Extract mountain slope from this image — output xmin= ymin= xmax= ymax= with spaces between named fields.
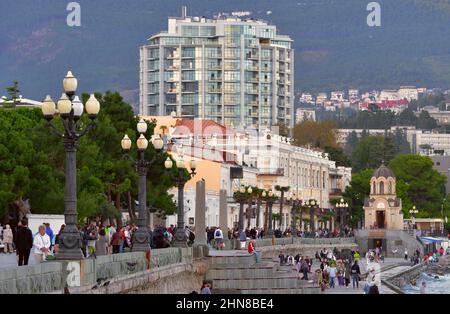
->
xmin=1 ymin=0 xmax=450 ymax=107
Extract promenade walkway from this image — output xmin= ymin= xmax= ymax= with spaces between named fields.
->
xmin=314 ymin=258 xmax=412 ymax=294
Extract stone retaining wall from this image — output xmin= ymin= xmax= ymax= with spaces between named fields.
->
xmin=385 ymin=263 xmax=425 ymax=289
xmin=0 ymin=248 xmax=193 ymax=294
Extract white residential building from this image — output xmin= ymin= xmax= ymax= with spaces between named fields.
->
xmin=139 ymin=7 xmax=294 ymax=130
xmin=316 ymin=93 xmax=328 ymax=105
xmin=295 ymin=108 xmax=316 ymax=123
xmin=398 ymin=86 xmax=419 ymax=101
xmin=299 ymin=93 xmax=314 ymax=104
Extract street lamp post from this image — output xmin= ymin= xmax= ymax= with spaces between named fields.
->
xmin=233 ymin=185 xmax=253 ymax=234
xmin=121 ymin=120 xmax=164 ymax=252
xmin=164 ymin=155 xmax=196 ymax=247
xmin=409 ymin=205 xmax=419 ymax=229
xmin=289 ymin=191 xmax=300 ymax=237
xmin=336 ymin=198 xmax=349 ymax=230
xmin=303 ymin=199 xmax=318 ymax=232
xmin=42 ymin=71 xmax=100 ymax=260
xmin=262 ymin=190 xmax=276 ymax=238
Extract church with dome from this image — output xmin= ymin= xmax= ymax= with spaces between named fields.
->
xmin=363 ymin=163 xmax=404 ymax=230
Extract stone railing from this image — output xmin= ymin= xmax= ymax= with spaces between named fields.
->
xmin=0 ymin=261 xmax=63 ymax=294
xmin=0 ymin=247 xmax=193 ymax=294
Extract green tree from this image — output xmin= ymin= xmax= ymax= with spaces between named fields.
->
xmin=293 ymin=120 xmax=337 ymax=149
xmin=324 ymin=145 xmax=351 ymax=167
xmin=4 ymin=81 xmax=20 ymax=106
xmin=397 ymin=108 xmax=418 ymax=126
xmin=417 ymin=110 xmax=438 ymax=130
xmin=351 ymin=136 xmax=397 ymax=172
xmin=388 ymin=154 xmax=447 ymax=217
xmin=344 ymin=131 xmax=359 ymax=155
xmin=391 ymin=129 xmax=411 ymax=154
xmin=343 ymin=169 xmax=373 ymax=227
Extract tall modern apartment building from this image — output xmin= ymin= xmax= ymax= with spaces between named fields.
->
xmin=139 ymin=8 xmax=294 ymax=129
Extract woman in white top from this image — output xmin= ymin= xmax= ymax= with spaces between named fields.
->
xmin=33 ymin=225 xmax=51 ymax=263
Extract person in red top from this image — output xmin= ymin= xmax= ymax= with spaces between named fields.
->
xmin=119 ymin=227 xmax=126 ymax=253
xmin=248 ymin=240 xmax=260 ymax=263
xmin=439 ymin=246 xmax=444 ymax=256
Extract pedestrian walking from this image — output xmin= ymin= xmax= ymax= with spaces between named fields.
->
xmin=110 ymin=229 xmax=121 ymax=254
xmin=2 ymin=224 xmax=14 ymax=253
xmin=16 ymin=219 xmax=33 ymax=266
xmin=95 ymin=229 xmax=108 ymax=256
xmin=350 ymin=260 xmax=361 ymax=289
xmin=328 ymin=264 xmax=337 ymax=288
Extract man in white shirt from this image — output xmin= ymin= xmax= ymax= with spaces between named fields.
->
xmin=33 ymin=225 xmax=51 ymax=263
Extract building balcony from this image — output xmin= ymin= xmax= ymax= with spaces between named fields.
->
xmin=209 ymin=65 xmax=223 ymax=70
xmin=166 ymin=89 xmax=179 ymax=94
xmin=207 ymin=88 xmax=222 ymax=93
xmin=248 ymin=77 xmax=259 ymax=83
xmin=258 ymin=168 xmax=284 ymax=176
xmin=166 ymin=54 xmax=179 ymax=59
xmin=209 ymin=76 xmax=223 ymax=82
xmin=247 ymin=89 xmax=259 ymax=94
xmin=247 ymin=66 xmax=259 ymax=71
xmin=329 ymin=188 xmax=343 ymax=197
xmin=166 ymin=65 xmax=179 ymax=71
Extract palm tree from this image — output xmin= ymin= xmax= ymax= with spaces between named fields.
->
xmin=275 ymin=185 xmax=290 ymax=230
xmin=160 ymin=125 xmax=168 ymax=135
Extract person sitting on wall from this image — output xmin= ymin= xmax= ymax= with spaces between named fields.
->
xmin=248 ymin=240 xmax=260 ymax=263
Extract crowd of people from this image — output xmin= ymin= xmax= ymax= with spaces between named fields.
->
xmin=0 ymin=220 xmax=202 ymax=266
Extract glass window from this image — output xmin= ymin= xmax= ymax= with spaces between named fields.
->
xmin=182 ymin=47 xmax=195 ymax=58
xmin=148 ymin=94 xmax=159 ymax=105
xmin=200 ymin=26 xmax=216 ymax=36
xmin=224 ymin=71 xmax=240 ymax=81
xmin=182 ymin=26 xmax=199 ymax=36
xmin=148 ymin=48 xmax=159 ymax=59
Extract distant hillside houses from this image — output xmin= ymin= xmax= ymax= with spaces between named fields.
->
xmin=0 ymin=95 xmax=42 ymax=108
xmin=298 ymin=86 xmax=424 ymax=113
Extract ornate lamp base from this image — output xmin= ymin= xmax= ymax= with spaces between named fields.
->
xmin=173 ymin=229 xmax=188 ymax=248
xmin=56 ymin=227 xmax=84 ymax=260
xmin=131 ymin=228 xmax=150 ymax=252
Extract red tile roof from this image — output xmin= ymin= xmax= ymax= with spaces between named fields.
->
xmin=172 ymin=119 xmax=235 ymax=137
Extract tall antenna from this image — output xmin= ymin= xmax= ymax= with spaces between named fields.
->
xmin=181 ymin=6 xmax=187 ymax=18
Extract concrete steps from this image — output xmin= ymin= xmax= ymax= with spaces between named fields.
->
xmin=212 ymin=277 xmax=308 ymax=290
xmin=206 ymin=255 xmax=319 ymax=294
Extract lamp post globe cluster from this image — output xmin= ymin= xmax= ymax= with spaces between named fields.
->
xmin=302 ymin=199 xmax=318 ymax=232
xmin=164 ymin=152 xmax=196 ymax=247
xmin=336 ymin=198 xmax=349 ymax=229
xmin=288 ymin=191 xmax=301 ymax=237
xmin=121 ymin=118 xmax=164 ymax=252
xmin=232 ymin=185 xmax=253 ymax=239
xmin=261 ymin=189 xmax=276 ymax=237
xmin=409 ymin=205 xmax=419 ymax=229
xmin=41 ymin=71 xmax=100 ymax=260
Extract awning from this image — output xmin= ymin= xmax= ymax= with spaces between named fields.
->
xmin=420 ymin=237 xmax=444 ymax=244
